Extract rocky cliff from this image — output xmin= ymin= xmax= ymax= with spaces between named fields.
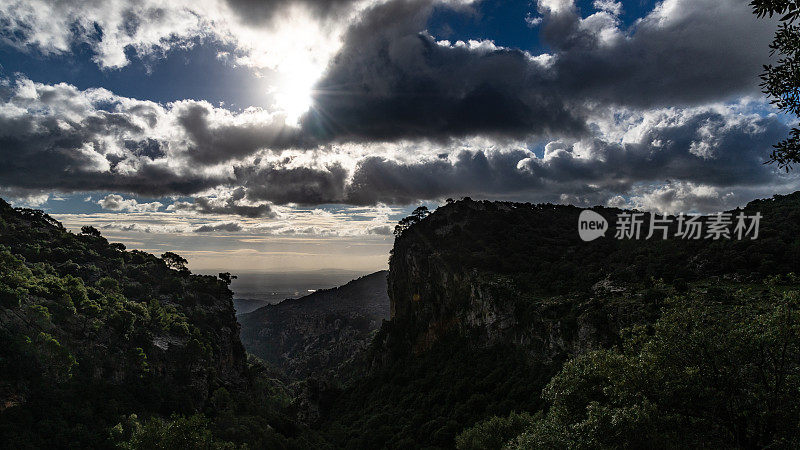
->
xmin=379 ymin=201 xmax=638 ymax=363
xmin=320 ymin=194 xmax=800 ymax=448
xmin=377 ymin=193 xmax=800 ymax=362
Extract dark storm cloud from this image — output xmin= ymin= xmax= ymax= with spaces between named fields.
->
xmin=303 ymin=0 xmax=587 ymax=142
xmin=0 ymin=79 xmax=297 ymax=198
xmin=194 ymin=222 xmax=243 ymax=232
xmin=344 ymin=110 xmax=792 ymax=205
xmin=304 ymin=0 xmax=776 ymax=143
xmin=538 ymin=0 xmax=776 ymax=108
xmin=0 ymin=79 xmax=234 ymax=197
xmin=177 ymin=103 xmax=307 ymax=164
xmin=0 ymin=122 xmax=224 ymax=196
xmin=170 ymin=105 xmax=794 ymax=210
xmin=0 ymin=78 xmax=324 ymax=201
xmin=234 ymin=163 xmax=349 ymax=205
xmin=170 ymin=188 xmax=277 ymax=218
xmin=224 ymin=0 xmax=361 ymax=24
xmin=518 ymin=112 xmax=790 ymax=189
xmin=344 ymin=150 xmax=538 ymax=204
xmin=206 ymin=106 xmax=791 ymax=208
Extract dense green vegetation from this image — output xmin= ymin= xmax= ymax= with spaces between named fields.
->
xmin=455 ymin=411 xmax=536 ymax=450
xmin=0 ymin=200 xmax=322 ymax=448
xmin=319 ymin=337 xmax=552 ymax=449
xmin=467 ymin=279 xmax=800 ymax=448
xmin=4 ymin=191 xmax=800 ymax=448
xmin=433 ymin=285 xmax=800 ymax=450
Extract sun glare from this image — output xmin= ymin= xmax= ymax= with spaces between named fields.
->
xmin=275 ymin=72 xmax=315 ymax=125
xmin=237 ymin=4 xmax=346 ymax=126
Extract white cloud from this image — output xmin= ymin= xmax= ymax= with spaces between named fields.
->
xmin=98 ymin=194 xmax=163 ymax=212
xmin=623 ymin=182 xmax=735 ymax=214
xmin=0 ymin=189 xmax=50 ymax=207
xmin=592 ymin=0 xmax=622 ymax=16
xmin=525 ymin=13 xmax=543 ymax=27
xmin=537 ymin=0 xmax=574 ymax=15
xmin=0 ymin=0 xmax=208 ymax=69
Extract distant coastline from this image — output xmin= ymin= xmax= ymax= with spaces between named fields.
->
xmin=205 ymin=269 xmax=374 ymax=312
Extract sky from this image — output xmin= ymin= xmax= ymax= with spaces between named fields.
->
xmin=0 ymin=0 xmax=797 ymax=273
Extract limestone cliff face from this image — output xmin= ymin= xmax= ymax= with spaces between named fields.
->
xmin=370 ymin=193 xmax=800 ymax=373
xmin=377 ymin=199 xmax=657 ymax=365
xmin=387 ymin=252 xmax=641 ymax=360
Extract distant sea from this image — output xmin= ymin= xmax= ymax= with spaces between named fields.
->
xmin=200 ymin=269 xmax=370 ymax=314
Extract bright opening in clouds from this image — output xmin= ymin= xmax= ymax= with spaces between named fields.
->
xmin=272 ymin=61 xmax=317 ymax=125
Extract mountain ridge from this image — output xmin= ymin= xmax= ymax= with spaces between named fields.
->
xmin=239 ymin=270 xmax=389 ymax=380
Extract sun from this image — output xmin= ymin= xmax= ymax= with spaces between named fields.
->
xmin=274 ymin=68 xmax=316 ymax=125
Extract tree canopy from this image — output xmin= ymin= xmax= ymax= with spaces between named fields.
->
xmin=161 ymin=251 xmax=189 ymax=272
xmin=393 ymin=205 xmax=431 ymax=236
xmin=752 ymin=0 xmax=800 ymax=169
xmin=80 ymin=225 xmax=102 ymax=237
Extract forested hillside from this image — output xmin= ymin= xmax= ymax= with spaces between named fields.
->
xmin=317 ymin=193 xmax=800 ymax=448
xmin=0 ymin=199 xmax=324 ymax=448
xmin=4 ymin=192 xmax=800 ymax=449
xmin=239 ymin=271 xmax=389 ymax=379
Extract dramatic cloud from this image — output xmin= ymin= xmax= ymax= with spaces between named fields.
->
xmin=176 ymin=103 xmax=306 ymax=164
xmin=343 ymin=103 xmax=797 ymax=210
xmin=194 ymin=222 xmax=243 ymax=232
xmin=537 ymin=0 xmax=775 ymax=107
xmin=168 ymin=188 xmax=277 ymax=218
xmin=98 ymin=194 xmax=163 ymax=212
xmin=235 ymin=163 xmax=349 ymax=205
xmin=305 ymin=0 xmax=776 ymax=143
xmin=0 ymin=77 xmax=297 ymax=196
xmin=305 ymin=0 xmax=586 ymax=142
xmin=344 ymin=151 xmax=532 ymax=205
xmin=0 ymin=0 xmax=796 ymax=219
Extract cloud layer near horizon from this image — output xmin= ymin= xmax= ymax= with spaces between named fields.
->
xmin=0 ymin=0 xmax=797 ymax=219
